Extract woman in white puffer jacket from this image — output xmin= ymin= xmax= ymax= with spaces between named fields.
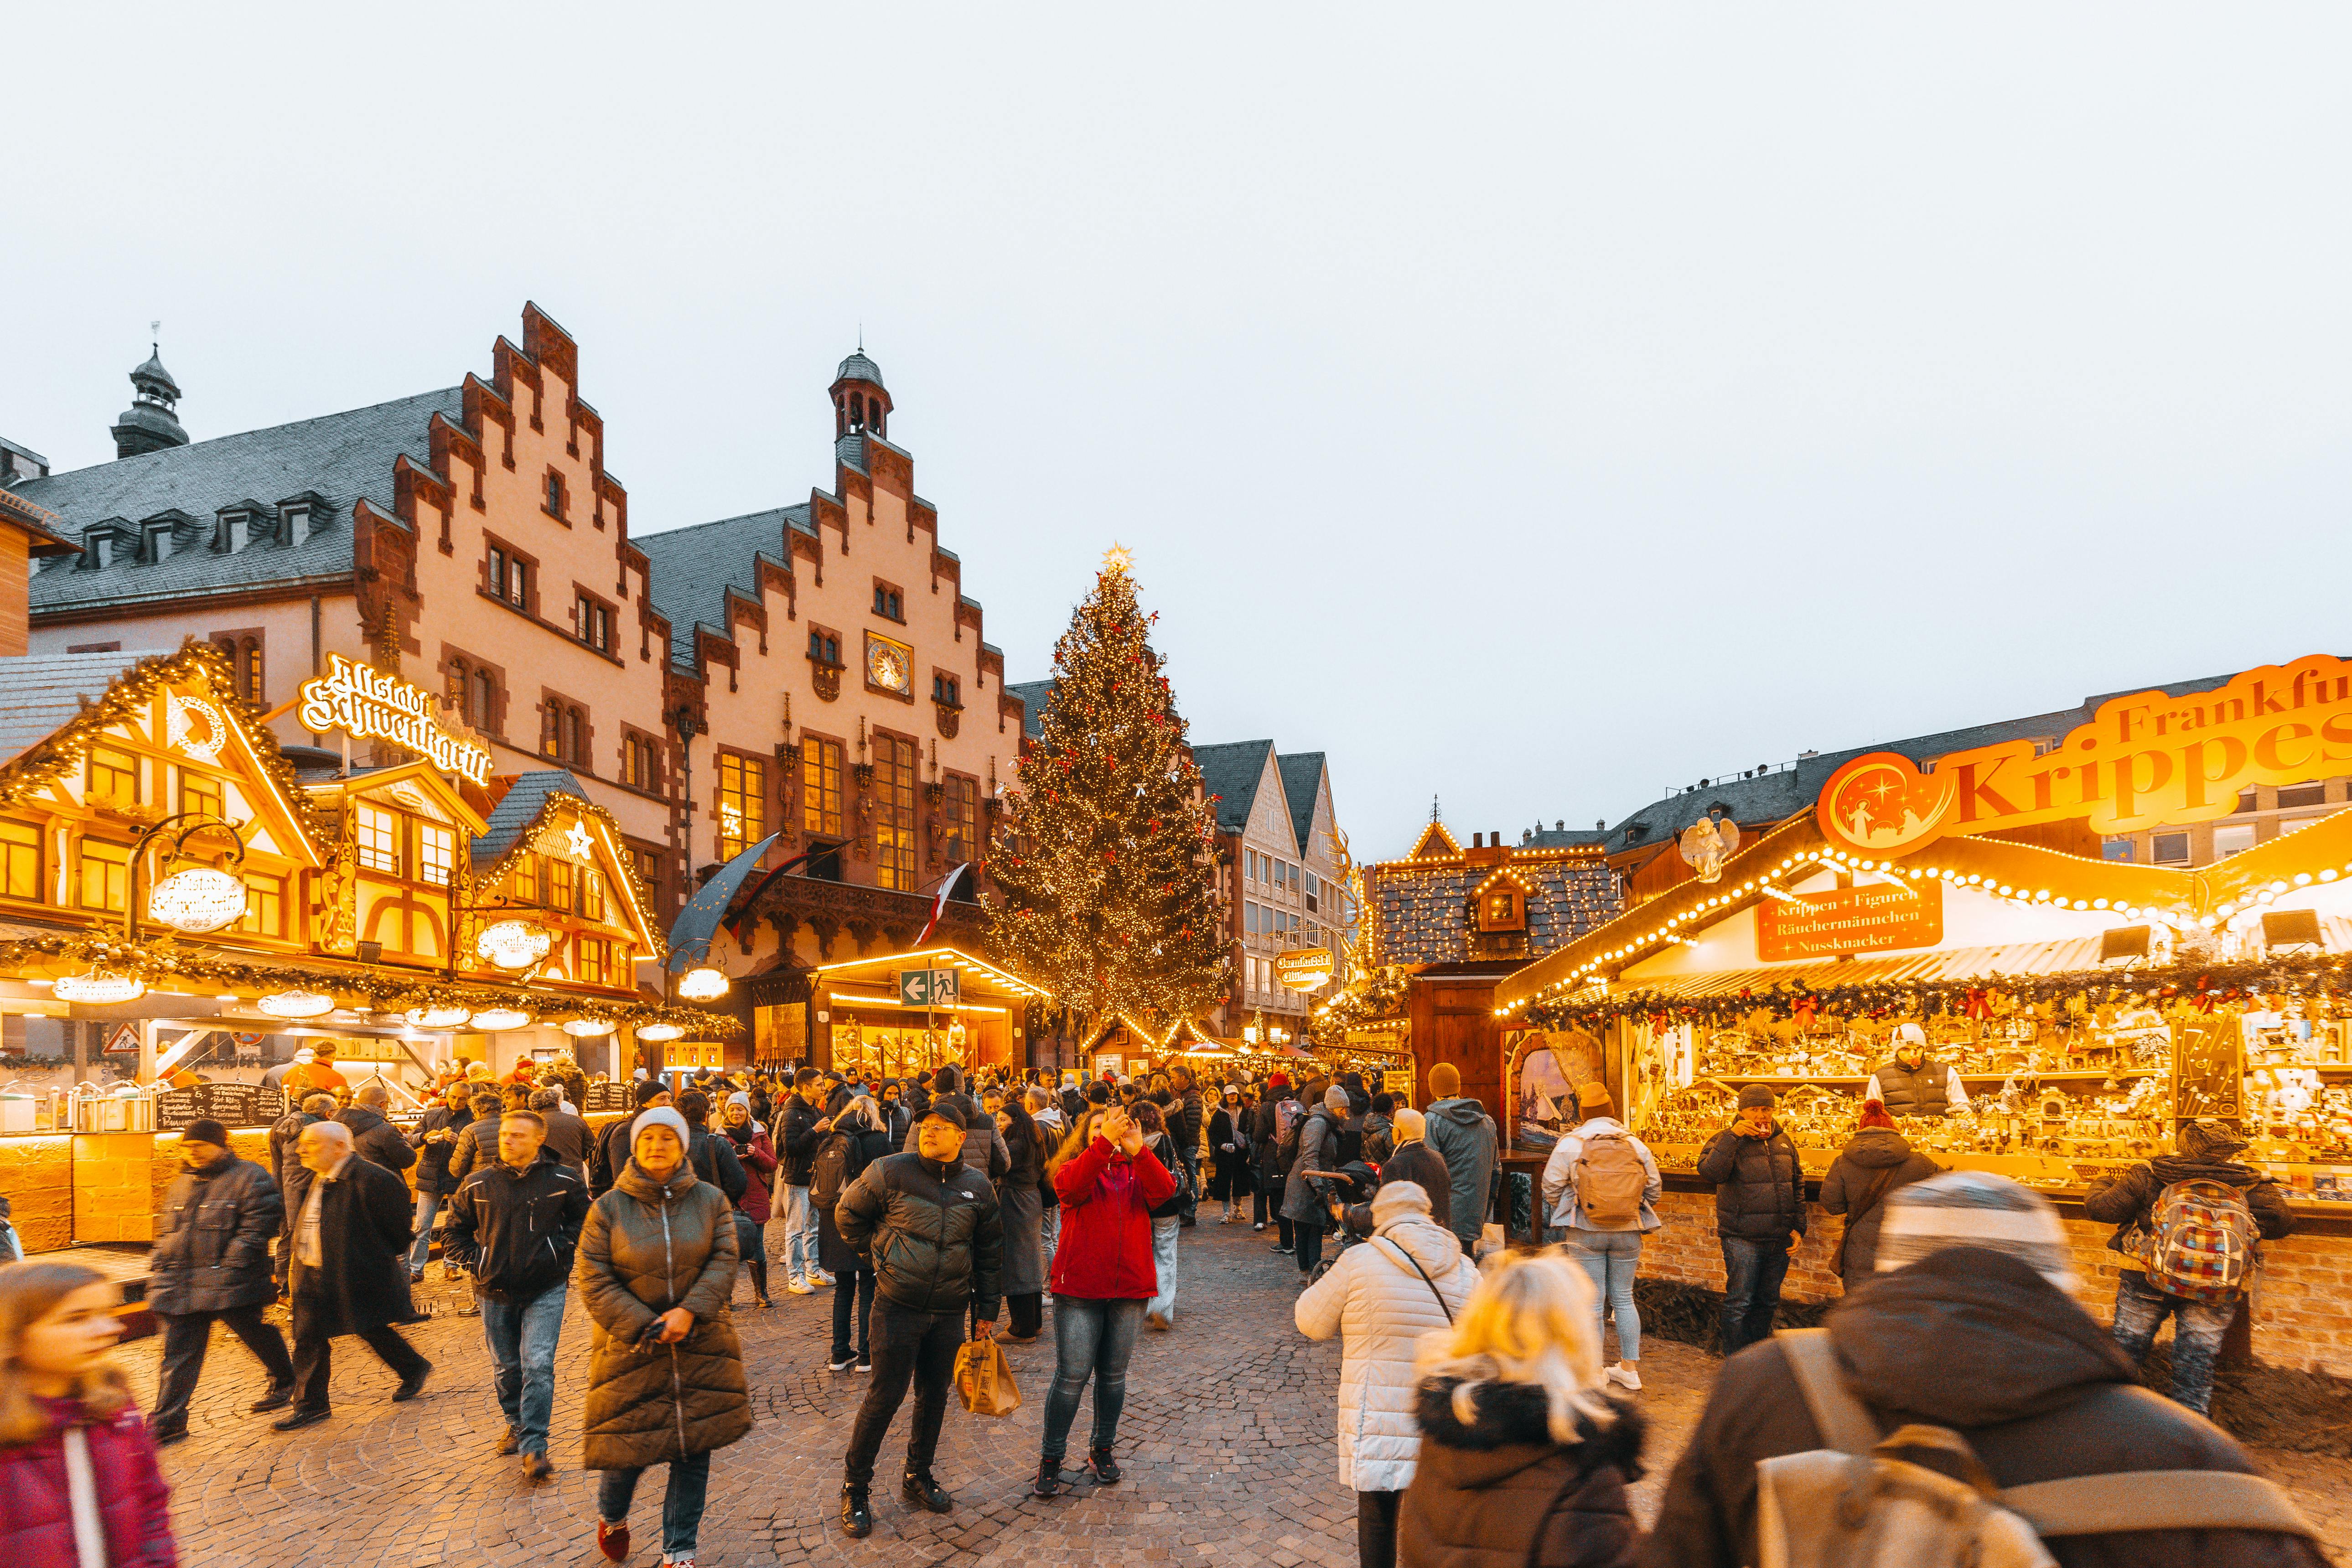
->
xmin=1295 ymin=1180 xmax=1479 ymax=1568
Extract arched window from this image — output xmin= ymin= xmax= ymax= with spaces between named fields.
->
xmin=850 ymin=393 xmax=864 ymax=427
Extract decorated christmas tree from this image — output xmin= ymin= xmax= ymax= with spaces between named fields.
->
xmin=988 ymin=547 xmax=1228 ymax=1030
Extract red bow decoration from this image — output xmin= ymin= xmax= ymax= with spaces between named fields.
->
xmin=1792 ymin=995 xmax=1818 ymax=1026
xmin=1963 ymin=987 xmax=1990 ymax=1019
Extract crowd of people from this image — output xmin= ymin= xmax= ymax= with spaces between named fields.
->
xmin=0 ymin=1044 xmax=2332 ymax=1568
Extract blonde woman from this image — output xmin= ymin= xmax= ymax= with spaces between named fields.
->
xmin=1400 ymin=1252 xmax=1645 ymax=1568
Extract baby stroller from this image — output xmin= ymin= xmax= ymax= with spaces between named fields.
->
xmin=1303 ymin=1160 xmax=1383 ymax=1283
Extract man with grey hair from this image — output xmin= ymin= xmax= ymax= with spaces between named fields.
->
xmin=274 ymin=1118 xmax=430 ymax=1431
xmin=1639 ymin=1171 xmax=2328 ymax=1568
xmin=273 ymin=1091 xmax=342 ymax=1294
xmin=528 ymin=1083 xmax=594 ymax=1178
xmin=336 ymin=1081 xmax=419 ymax=1176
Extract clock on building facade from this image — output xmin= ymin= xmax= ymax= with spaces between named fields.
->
xmin=865 ymin=632 xmax=912 ymax=695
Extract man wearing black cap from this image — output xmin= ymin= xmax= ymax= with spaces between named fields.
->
xmin=833 ymin=1099 xmax=1004 ymax=1538
xmin=590 ymin=1078 xmax=671 ymax=1197
xmin=1696 ymin=1085 xmax=1806 ymax=1353
xmin=147 ymin=1119 xmax=297 ymax=1443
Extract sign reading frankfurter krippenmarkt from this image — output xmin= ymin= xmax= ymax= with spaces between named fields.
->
xmin=297 ymin=654 xmax=494 ymax=784
xmin=1818 ymin=653 xmax=2352 ymax=858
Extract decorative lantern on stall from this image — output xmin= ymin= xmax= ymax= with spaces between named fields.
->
xmin=676 ymin=966 xmax=729 ymax=1002
xmin=146 ymin=866 xmax=249 ymax=935
xmin=257 ymin=989 xmax=335 ymax=1020
xmin=467 ymin=1007 xmax=532 ymax=1032
xmin=476 ymin=921 xmax=553 ymax=973
xmin=53 ymin=970 xmax=146 ymax=1004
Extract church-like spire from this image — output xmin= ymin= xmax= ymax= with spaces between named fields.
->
xmin=112 ymin=322 xmax=188 ymax=459
xmin=829 ymin=346 xmax=891 ymax=440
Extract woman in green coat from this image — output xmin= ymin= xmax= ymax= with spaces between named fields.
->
xmin=578 ymin=1107 xmax=750 ymax=1568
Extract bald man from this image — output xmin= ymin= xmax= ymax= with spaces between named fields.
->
xmin=276 ymin=1119 xmax=430 ymax=1430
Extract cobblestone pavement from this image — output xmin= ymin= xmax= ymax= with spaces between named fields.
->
xmin=118 ymin=1220 xmax=2352 ymax=1566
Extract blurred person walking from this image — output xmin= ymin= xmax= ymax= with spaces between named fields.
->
xmin=145 ymin=1120 xmax=295 ymax=1444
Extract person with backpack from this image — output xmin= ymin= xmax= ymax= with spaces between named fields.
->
xmin=1537 ymin=1083 xmax=1660 ymax=1392
xmin=1818 ymin=1098 xmax=1939 ymax=1292
xmin=1282 ymin=1087 xmax=1352 ymax=1282
xmin=1134 ymin=1102 xmax=1189 ymax=1329
xmin=1695 ymin=1084 xmax=1805 ymax=1353
xmin=1297 ymin=1179 xmax=1480 ymax=1568
xmin=1256 ymin=1077 xmax=1301 ymax=1242
xmin=1643 ymin=1170 xmax=2329 ymax=1568
xmin=2083 ymin=1117 xmax=2294 ymax=1415
xmin=1400 ymin=1250 xmax=1645 ymax=1568
xmin=815 ymin=1096 xmax=896 ymax=1371
xmin=1423 ymin=1063 xmax=1499 ymax=1255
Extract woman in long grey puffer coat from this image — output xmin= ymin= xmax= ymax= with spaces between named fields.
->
xmin=576 ymin=1107 xmax=749 ymax=1567
xmin=1295 ymin=1180 xmax=1479 ymax=1568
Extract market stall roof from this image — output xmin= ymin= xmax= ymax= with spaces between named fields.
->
xmin=1496 ymin=804 xmax=2352 ymax=1017
xmin=808 ymin=945 xmax=1047 ymax=1001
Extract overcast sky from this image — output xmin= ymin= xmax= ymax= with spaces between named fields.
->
xmin=8 ymin=8 xmax=2347 ymax=860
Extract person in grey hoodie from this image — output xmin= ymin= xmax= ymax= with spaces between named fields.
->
xmin=1818 ymin=1098 xmax=1939 ymax=1292
xmin=1421 ymin=1061 xmax=1498 ymax=1252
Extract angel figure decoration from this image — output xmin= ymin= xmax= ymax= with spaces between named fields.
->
xmin=1680 ymin=810 xmax=1741 ymax=883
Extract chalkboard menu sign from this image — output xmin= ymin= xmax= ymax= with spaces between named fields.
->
xmin=584 ymin=1081 xmax=634 ymax=1114
xmin=155 ymin=1082 xmax=291 ymax=1132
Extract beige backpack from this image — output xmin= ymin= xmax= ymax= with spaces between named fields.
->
xmin=1756 ymin=1330 xmax=2316 ymax=1568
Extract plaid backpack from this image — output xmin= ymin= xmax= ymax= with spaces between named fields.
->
xmin=2136 ymin=1178 xmax=2258 ymax=1303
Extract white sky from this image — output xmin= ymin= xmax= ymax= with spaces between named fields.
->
xmin=6 ymin=7 xmax=2346 ymax=859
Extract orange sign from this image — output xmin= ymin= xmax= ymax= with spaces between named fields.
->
xmin=1817 ymin=654 xmax=2352 ymax=856
xmin=1756 ymin=879 xmax=1943 ymax=962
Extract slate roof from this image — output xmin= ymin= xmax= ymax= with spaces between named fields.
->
xmin=1372 ymin=858 xmax=1620 ymax=966
xmin=1194 ymin=740 xmax=1279 ymax=840
xmin=636 ymin=505 xmax=814 ymax=668
xmin=1524 ymin=826 xmax=1606 ymax=848
xmin=0 ymin=650 xmax=169 ymax=765
xmin=1275 ymin=752 xmax=1326 ymax=859
xmin=17 ymin=388 xmax=461 ymax=614
xmin=475 ymin=769 xmax=592 ymax=867
xmin=1005 ymin=680 xmax=1054 ymax=740
xmin=835 ymin=352 xmax=885 ymax=389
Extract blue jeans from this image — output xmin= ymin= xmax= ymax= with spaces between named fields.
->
xmin=2111 ymin=1268 xmax=2236 ymax=1415
xmin=479 ymin=1284 xmax=566 ymax=1456
xmin=1040 ymin=1296 xmax=1145 ymax=1468
xmin=781 ymin=1184 xmax=818 ymax=1280
xmin=407 ymin=1190 xmax=442 ymax=1273
xmin=1563 ymin=1229 xmax=1643 ymax=1361
xmin=1148 ymin=1217 xmax=1180 ymax=1321
xmin=598 ymin=1450 xmax=711 ymax=1558
xmin=1720 ymin=1235 xmax=1792 ymax=1354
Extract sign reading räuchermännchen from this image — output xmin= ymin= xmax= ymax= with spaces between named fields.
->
xmin=1818 ymin=654 xmax=2352 ymax=858
xmin=1756 ymin=878 xmax=1944 ymax=962
xmin=297 ymin=654 xmax=493 ymax=784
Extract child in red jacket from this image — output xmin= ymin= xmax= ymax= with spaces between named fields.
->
xmin=1031 ymin=1104 xmax=1176 ymax=1499
xmin=0 ymin=1261 xmax=177 ymax=1568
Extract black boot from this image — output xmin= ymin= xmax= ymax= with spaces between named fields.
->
xmin=750 ymin=1258 xmax=772 ymax=1307
xmin=840 ymin=1485 xmax=873 ymax=1538
xmin=902 ymin=1469 xmax=954 ymax=1513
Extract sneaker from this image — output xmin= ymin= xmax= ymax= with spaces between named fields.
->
xmin=1271 ymin=1244 xmax=1293 ymax=1255
xmin=1031 ymin=1461 xmax=1073 ymax=1498
xmin=1253 ymin=1221 xmax=1266 ymax=1232
xmin=1089 ymin=1446 xmax=1122 ymax=1485
xmin=901 ymin=1470 xmax=954 ymax=1514
xmin=784 ymin=1277 xmax=817 ymax=1296
xmin=1605 ymin=1365 xmax=1642 ymax=1392
xmin=855 ymin=1356 xmax=871 ymax=1373
xmin=840 ymin=1485 xmax=873 ymax=1539
xmin=596 ymin=1520 xmax=631 ymax=1562
xmin=811 ymin=1268 xmax=837 ymax=1285
xmin=829 ymin=1353 xmax=856 ymax=1371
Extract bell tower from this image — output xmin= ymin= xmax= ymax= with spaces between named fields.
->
xmin=829 ymin=347 xmax=891 ymax=440
xmin=111 ymin=325 xmax=189 ymax=459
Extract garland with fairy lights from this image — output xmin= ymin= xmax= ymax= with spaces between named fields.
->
xmin=984 ymin=549 xmax=1228 ymax=1032
xmin=466 ymin=789 xmax=671 ymax=963
xmin=1314 ymin=963 xmax=1409 ymax=1031
xmin=1525 ymin=950 xmax=2352 ymax=1034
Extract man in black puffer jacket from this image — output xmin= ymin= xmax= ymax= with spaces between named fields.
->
xmin=899 ymin=1064 xmax=1009 ymax=1183
xmin=834 ymin=1101 xmax=1004 ymax=1537
xmin=337 ymin=1083 xmax=418 ymax=1178
xmin=148 ymin=1120 xmax=297 ymax=1441
xmin=1694 ymin=1085 xmax=1805 ymax=1354
xmin=1170 ymin=1069 xmax=1206 ymax=1226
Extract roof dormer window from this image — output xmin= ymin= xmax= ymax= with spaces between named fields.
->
xmin=215 ymin=508 xmax=251 ymax=554
xmin=142 ymin=520 xmax=175 ymax=564
xmin=281 ymin=503 xmax=311 ymax=546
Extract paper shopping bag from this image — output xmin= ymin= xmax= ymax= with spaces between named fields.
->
xmin=954 ymin=1334 xmax=1022 ymax=1418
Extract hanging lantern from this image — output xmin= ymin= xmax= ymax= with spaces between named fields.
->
xmin=257 ymin=990 xmax=334 ymax=1020
xmin=146 ymin=866 xmax=249 ymax=935
xmin=562 ymin=1017 xmax=615 ymax=1038
xmin=467 ymin=1008 xmax=532 ymax=1032
xmin=404 ymin=1005 xmax=472 ymax=1029
xmin=634 ymin=1021 xmax=684 ymax=1042
xmin=676 ymin=966 xmax=729 ymax=1002
xmin=475 ymin=920 xmax=553 ymax=972
xmin=53 ymin=970 xmax=146 ymax=1004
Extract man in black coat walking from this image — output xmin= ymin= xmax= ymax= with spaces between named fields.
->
xmin=271 ymin=1092 xmax=339 ymax=1294
xmin=1694 ymin=1084 xmax=1806 ymax=1354
xmin=147 ymin=1120 xmax=296 ymax=1442
xmin=273 ymin=1119 xmax=430 ymax=1430
xmin=337 ymin=1083 xmax=419 ymax=1177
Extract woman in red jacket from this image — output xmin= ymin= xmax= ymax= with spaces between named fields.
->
xmin=0 ymin=1261 xmax=177 ymax=1568
xmin=1030 ymin=1102 xmax=1176 ymax=1499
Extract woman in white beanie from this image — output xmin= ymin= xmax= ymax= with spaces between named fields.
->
xmin=1295 ymin=1180 xmax=1478 ymax=1568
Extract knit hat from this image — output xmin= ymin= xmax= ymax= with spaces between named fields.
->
xmin=632 ymin=1079 xmax=668 ymax=1107
xmin=1575 ymin=1082 xmax=1613 ymax=1117
xmin=1269 ymin=1073 xmax=1290 ymax=1089
xmin=1370 ymin=1180 xmax=1433 ymax=1229
xmin=727 ymin=1090 xmax=751 ymax=1111
xmin=1391 ymin=1107 xmax=1426 ymax=1143
xmin=180 ymin=1118 xmax=229 ymax=1149
xmin=1858 ymin=1097 xmax=1896 ymax=1131
xmin=1324 ymin=1086 xmax=1351 ymax=1112
xmin=630 ymin=1106 xmax=690 ymax=1147
xmin=2179 ymin=1118 xmax=2249 ymax=1161
xmin=1736 ymin=1084 xmax=1776 ymax=1110
xmin=1875 ymin=1170 xmax=2078 ymax=1290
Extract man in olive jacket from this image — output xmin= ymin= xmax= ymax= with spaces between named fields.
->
xmin=1696 ymin=1085 xmax=1807 ymax=1354
xmin=147 ymin=1120 xmax=297 ymax=1441
xmin=834 ymin=1100 xmax=1004 ymax=1537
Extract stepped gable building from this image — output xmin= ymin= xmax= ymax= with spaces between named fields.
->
xmin=1194 ymin=739 xmax=1347 ymax=1040
xmin=637 ymin=348 xmax=1022 ymax=1024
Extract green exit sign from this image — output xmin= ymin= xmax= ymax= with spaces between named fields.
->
xmin=897 ymin=967 xmax=962 ymax=1008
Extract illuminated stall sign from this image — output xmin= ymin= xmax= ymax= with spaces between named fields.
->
xmin=1276 ymin=948 xmax=1335 ymax=991
xmin=1755 ymin=879 xmax=1944 ymax=962
xmin=298 ymin=655 xmax=493 ymax=784
xmin=1818 ymin=653 xmax=2352 ymax=857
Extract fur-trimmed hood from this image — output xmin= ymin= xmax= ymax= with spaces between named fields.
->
xmin=1414 ymin=1376 xmax=1647 ymax=1481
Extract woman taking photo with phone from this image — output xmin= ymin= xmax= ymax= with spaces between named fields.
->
xmin=1029 ymin=1103 xmax=1176 ymax=1498
xmin=576 ymin=1106 xmax=750 ymax=1568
